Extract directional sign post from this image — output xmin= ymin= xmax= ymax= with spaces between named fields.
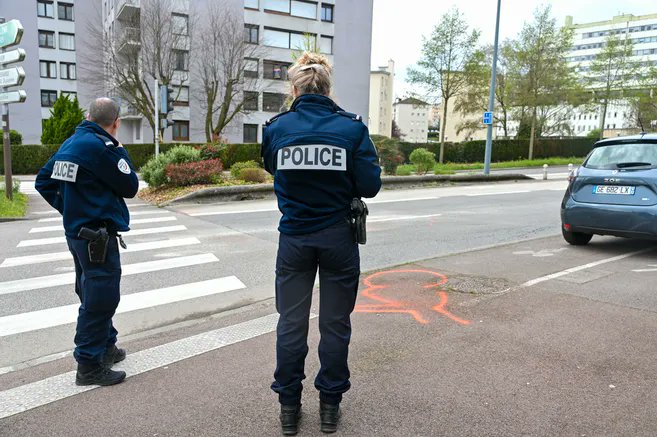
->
xmin=1 ymin=18 xmax=26 ymax=200
xmin=483 ymin=111 xmax=493 ymax=125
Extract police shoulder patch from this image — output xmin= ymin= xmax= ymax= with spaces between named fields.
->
xmin=117 ymin=158 xmax=131 ymax=174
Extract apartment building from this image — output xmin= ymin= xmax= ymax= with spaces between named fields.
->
xmin=393 ymin=97 xmax=429 ymax=143
xmin=566 ymin=13 xmax=657 ymax=137
xmin=100 ymin=0 xmax=372 ymax=144
xmin=0 ymin=0 xmax=99 ymax=144
xmin=368 ymin=59 xmax=394 ymax=137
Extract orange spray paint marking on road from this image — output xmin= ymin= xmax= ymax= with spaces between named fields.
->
xmin=354 ymin=269 xmax=470 ymax=325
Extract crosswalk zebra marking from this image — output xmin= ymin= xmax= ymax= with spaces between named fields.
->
xmin=17 ymin=225 xmax=189 ymax=248
xmin=0 ymin=276 xmax=246 ymax=338
xmin=29 ymin=216 xmax=177 ymax=233
xmin=0 ymin=253 xmax=219 ymax=295
xmin=0 ymin=311 xmax=312 ymax=420
xmin=1 ymin=238 xmax=201 ymax=268
xmin=37 ymin=210 xmax=170 ymax=223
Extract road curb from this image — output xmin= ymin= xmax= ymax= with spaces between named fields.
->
xmin=0 ymin=217 xmax=27 ymax=223
xmin=162 ymin=173 xmax=532 ymax=205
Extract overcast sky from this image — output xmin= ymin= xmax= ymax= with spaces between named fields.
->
xmin=371 ymin=0 xmax=656 ymax=98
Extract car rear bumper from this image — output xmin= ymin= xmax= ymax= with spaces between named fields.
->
xmin=561 ymin=197 xmax=657 ymax=239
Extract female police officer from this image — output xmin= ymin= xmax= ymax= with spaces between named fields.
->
xmin=262 ymin=52 xmax=381 ymax=435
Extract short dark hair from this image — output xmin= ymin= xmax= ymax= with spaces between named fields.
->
xmin=89 ymin=98 xmax=120 ymax=128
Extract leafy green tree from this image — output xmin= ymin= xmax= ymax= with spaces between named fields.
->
xmin=588 ymin=34 xmax=637 ymax=139
xmin=506 ymin=5 xmax=576 ymax=159
xmin=409 ymin=148 xmax=436 ymax=174
xmin=408 ymin=7 xmax=480 ymax=163
xmin=628 ymin=66 xmax=657 ymax=132
xmin=9 ymin=130 xmax=22 ymax=145
xmin=41 ymin=95 xmax=85 ymax=145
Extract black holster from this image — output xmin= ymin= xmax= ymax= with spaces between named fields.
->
xmin=350 ymin=198 xmax=369 ymax=245
xmin=78 ymin=227 xmax=110 ymax=264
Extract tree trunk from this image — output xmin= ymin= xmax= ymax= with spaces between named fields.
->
xmin=599 ymin=100 xmax=608 ymax=140
xmin=528 ymin=108 xmax=537 ymax=160
xmin=439 ymin=98 xmax=449 ymax=164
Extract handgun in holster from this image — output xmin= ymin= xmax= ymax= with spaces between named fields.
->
xmin=350 ymin=198 xmax=369 ymax=245
xmin=78 ymin=227 xmax=110 ymax=264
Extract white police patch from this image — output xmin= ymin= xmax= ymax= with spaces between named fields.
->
xmin=117 ymin=158 xmax=131 ymax=174
xmin=51 ymin=161 xmax=79 ymax=182
xmin=278 ymin=145 xmax=346 ymax=171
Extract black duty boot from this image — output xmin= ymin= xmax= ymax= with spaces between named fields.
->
xmin=76 ymin=363 xmax=126 ymax=386
xmin=320 ymin=401 xmax=341 ymax=434
xmin=102 ymin=345 xmax=126 ymax=368
xmin=280 ymin=404 xmax=302 ymax=436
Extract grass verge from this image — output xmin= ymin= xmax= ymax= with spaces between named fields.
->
xmin=433 ymin=157 xmax=585 ymax=175
xmin=0 ymin=191 xmax=28 ymax=218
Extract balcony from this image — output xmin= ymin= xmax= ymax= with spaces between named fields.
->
xmin=116 ymin=0 xmax=140 ymax=22
xmin=117 ymin=27 xmax=141 ymax=54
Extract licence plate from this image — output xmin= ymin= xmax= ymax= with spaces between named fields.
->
xmin=592 ymin=185 xmax=636 ymax=195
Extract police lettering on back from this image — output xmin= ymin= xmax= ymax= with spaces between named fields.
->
xmin=278 ymin=144 xmax=346 ymax=171
xmin=51 ymin=160 xmax=79 ymax=182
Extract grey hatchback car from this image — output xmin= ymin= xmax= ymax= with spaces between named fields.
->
xmin=561 ymin=133 xmax=657 ymax=245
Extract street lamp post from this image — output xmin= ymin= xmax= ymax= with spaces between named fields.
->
xmin=483 ymin=0 xmax=502 ymax=175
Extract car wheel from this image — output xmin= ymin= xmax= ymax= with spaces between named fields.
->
xmin=562 ymin=227 xmax=593 ymax=246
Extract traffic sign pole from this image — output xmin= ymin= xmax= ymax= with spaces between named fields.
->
xmin=483 ymin=0 xmax=502 ymax=176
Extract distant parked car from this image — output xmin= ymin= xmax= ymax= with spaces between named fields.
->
xmin=561 ymin=133 xmax=657 ymax=245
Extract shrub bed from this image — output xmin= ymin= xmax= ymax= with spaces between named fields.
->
xmin=166 ymin=159 xmax=224 ymax=186
xmin=230 ymin=160 xmax=262 ymax=179
xmin=239 ymin=168 xmax=268 ymax=183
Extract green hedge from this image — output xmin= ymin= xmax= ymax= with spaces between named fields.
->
xmin=0 ymin=142 xmax=262 ymax=174
xmin=398 ymin=138 xmax=596 ymax=163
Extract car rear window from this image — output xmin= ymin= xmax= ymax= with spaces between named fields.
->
xmin=585 ymin=142 xmax=657 ymax=169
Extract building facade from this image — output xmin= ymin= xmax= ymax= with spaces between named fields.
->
xmin=2 ymin=0 xmax=373 ymax=145
xmin=566 ymin=13 xmax=657 ymax=137
xmin=0 ymin=0 xmax=100 ymax=144
xmin=393 ymin=97 xmax=429 ymax=143
xmin=368 ymin=59 xmax=394 ymax=137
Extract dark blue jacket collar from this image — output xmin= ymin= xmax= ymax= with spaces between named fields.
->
xmin=76 ymin=120 xmax=118 ymax=145
xmin=290 ymin=94 xmax=343 ymax=112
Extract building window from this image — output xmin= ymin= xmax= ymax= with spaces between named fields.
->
xmin=264 ymin=0 xmax=290 ymax=13
xmin=244 ymin=24 xmax=259 ymax=44
xmin=59 ymin=33 xmax=75 ymax=51
xmin=244 ymin=91 xmax=259 ymax=110
xmin=172 ymin=121 xmax=190 ymax=141
xmin=244 ymin=58 xmax=259 ymax=78
xmin=243 ymin=124 xmax=258 ymax=143
xmin=173 ymin=86 xmax=189 ymax=106
xmin=58 ymin=2 xmax=74 ymax=21
xmin=41 ymin=90 xmax=58 ymax=107
xmin=172 ymin=13 xmax=188 ymax=35
xmin=321 ymin=3 xmax=333 ymax=22
xmin=263 ymin=28 xmax=315 ymax=49
xmin=320 ymin=36 xmax=333 ymax=54
xmin=60 ymin=62 xmax=76 ymax=80
xmin=244 ymin=0 xmax=259 ymax=9
xmin=291 ymin=1 xmax=317 ymax=19
xmin=39 ymin=30 xmax=56 ymax=48
xmin=174 ymin=50 xmax=189 ymax=71
xmin=62 ymin=91 xmax=77 ymax=100
xmin=40 ymin=61 xmax=57 ymax=78
xmin=263 ymin=92 xmax=286 ymax=112
xmin=37 ymin=0 xmax=54 ymax=18
xmin=263 ymin=60 xmax=290 ymax=80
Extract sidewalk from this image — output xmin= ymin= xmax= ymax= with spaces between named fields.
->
xmin=2 ymin=234 xmax=656 ymax=435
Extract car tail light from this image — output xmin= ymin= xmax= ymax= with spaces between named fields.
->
xmin=568 ymin=166 xmax=579 ymax=183
xmin=563 ymin=223 xmax=571 ymax=231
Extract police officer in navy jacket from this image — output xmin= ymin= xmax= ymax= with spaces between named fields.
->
xmin=262 ymin=52 xmax=381 ymax=435
xmin=36 ymin=98 xmax=139 ymax=386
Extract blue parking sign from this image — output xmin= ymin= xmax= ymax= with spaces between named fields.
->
xmin=483 ymin=111 xmax=493 ymax=125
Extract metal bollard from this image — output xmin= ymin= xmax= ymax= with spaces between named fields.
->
xmin=543 ymin=164 xmax=548 ymax=180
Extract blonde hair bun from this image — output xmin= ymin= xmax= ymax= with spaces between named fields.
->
xmin=289 ymin=51 xmax=333 ymax=97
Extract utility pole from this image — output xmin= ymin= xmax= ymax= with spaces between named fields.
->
xmin=483 ymin=0 xmax=502 ymax=175
xmin=154 ymin=78 xmax=159 ymax=156
xmin=1 ymin=17 xmax=11 ymax=200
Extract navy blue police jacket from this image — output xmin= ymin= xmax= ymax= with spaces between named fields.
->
xmin=35 ymin=120 xmax=140 ymax=238
xmin=262 ymin=94 xmax=382 ymax=235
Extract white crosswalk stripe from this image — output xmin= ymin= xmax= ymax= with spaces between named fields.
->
xmin=1 ymin=237 xmax=201 ymax=268
xmin=17 ymin=225 xmax=189 ymax=247
xmin=0 ymin=253 xmax=219 ymax=295
xmin=37 ymin=209 xmax=169 ymax=223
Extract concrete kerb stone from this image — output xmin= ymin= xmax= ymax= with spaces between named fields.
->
xmin=162 ymin=173 xmax=533 ymax=205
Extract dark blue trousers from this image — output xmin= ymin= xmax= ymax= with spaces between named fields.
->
xmin=66 ymin=236 xmax=121 ymax=366
xmin=271 ymin=221 xmax=360 ymax=406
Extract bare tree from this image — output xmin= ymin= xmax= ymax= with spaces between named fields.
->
xmin=194 ymin=5 xmax=265 ymax=142
xmin=81 ymin=0 xmax=191 ymax=138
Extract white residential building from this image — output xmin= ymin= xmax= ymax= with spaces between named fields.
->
xmin=393 ymin=97 xmax=429 ymax=143
xmin=368 ymin=59 xmax=394 ymax=137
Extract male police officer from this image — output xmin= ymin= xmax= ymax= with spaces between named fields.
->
xmin=36 ymin=98 xmax=139 ymax=386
